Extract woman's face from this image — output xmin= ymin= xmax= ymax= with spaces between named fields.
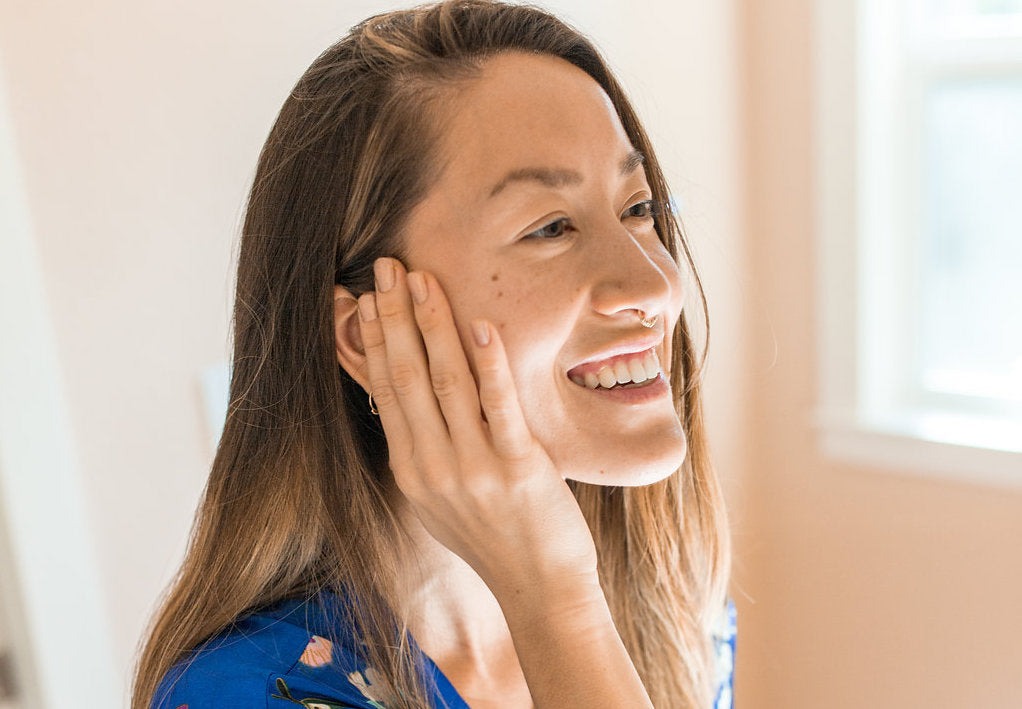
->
xmin=402 ymin=52 xmax=686 ymax=486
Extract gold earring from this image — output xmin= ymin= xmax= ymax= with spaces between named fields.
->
xmin=368 ymin=390 xmax=379 ymax=415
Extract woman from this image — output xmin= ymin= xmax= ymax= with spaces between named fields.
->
xmin=134 ymin=1 xmax=734 ymax=707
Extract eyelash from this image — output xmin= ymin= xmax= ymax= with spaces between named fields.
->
xmin=524 ymin=199 xmax=660 ymax=240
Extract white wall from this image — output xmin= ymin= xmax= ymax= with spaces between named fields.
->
xmin=0 ymin=1 xmax=744 ymax=704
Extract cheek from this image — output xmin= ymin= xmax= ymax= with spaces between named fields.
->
xmin=461 ymin=273 xmax=581 ymax=412
xmin=487 ymin=277 xmax=574 ymax=377
xmin=432 ymin=266 xmax=567 ymax=371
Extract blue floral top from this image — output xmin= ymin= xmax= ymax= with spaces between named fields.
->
xmin=153 ymin=592 xmax=736 ymax=708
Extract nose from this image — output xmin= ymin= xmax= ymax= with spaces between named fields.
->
xmin=587 ymin=223 xmax=678 ymax=321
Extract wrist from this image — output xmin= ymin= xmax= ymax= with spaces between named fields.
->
xmin=492 ymin=572 xmax=611 ymax=631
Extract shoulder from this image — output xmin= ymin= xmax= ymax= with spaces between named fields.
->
xmin=152 ymin=594 xmax=392 ymax=709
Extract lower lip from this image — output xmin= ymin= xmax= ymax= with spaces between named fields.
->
xmin=569 ymin=373 xmax=670 ymax=404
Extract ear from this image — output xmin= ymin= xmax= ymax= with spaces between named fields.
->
xmin=333 ymin=285 xmax=370 ymax=392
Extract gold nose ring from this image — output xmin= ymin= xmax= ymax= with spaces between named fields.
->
xmin=638 ymin=311 xmax=657 ymax=328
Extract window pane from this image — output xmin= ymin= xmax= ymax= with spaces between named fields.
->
xmin=923 ymin=0 xmax=1022 ymax=19
xmin=919 ymin=0 xmax=1022 ymax=36
xmin=918 ymin=76 xmax=1022 ymax=402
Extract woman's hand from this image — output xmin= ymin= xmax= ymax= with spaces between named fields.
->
xmin=358 ymin=257 xmax=655 ymax=709
xmin=357 ymin=257 xmax=598 ymax=601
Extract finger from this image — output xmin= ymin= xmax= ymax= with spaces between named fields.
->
xmin=357 ymin=292 xmax=415 ymax=467
xmin=372 ymin=258 xmax=452 ymax=456
xmin=469 ymin=319 xmax=534 ymax=461
xmin=407 ymin=270 xmax=488 ymax=456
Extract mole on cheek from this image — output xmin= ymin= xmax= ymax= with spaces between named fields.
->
xmin=496 ymin=291 xmax=503 ymax=298
xmin=490 ymin=273 xmax=500 ymax=282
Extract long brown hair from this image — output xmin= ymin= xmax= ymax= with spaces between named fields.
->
xmin=133 ymin=2 xmax=731 ymax=707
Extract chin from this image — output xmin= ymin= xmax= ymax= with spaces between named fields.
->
xmin=564 ymin=433 xmax=688 ymax=488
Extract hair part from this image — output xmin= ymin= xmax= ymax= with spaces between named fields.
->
xmin=133 ymin=2 xmax=730 ymax=707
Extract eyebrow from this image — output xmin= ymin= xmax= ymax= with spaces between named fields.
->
xmin=487 ymin=149 xmax=645 ymax=199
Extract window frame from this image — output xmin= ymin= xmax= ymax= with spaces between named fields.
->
xmin=813 ymin=0 xmax=1022 ymax=490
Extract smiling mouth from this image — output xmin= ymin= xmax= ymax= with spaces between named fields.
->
xmin=568 ymin=348 xmax=662 ymax=390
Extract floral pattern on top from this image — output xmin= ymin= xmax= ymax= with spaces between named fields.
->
xmin=347 ymin=667 xmax=399 ymax=708
xmin=713 ymin=597 xmax=738 ymax=709
xmin=273 ymin=677 xmax=353 ymax=708
xmin=299 ymin=636 xmax=335 ymax=668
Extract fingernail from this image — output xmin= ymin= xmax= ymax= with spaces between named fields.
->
xmin=407 ymin=272 xmax=428 ymax=304
xmin=358 ymin=293 xmax=378 ymax=321
xmin=374 ymin=258 xmax=394 ymax=292
xmin=472 ymin=320 xmax=490 ymax=347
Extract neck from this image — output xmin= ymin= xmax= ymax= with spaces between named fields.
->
xmin=391 ymin=493 xmax=512 ymax=667
xmin=381 ymin=485 xmax=536 ymax=708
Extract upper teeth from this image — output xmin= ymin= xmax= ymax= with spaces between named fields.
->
xmin=570 ymin=349 xmax=662 ymax=389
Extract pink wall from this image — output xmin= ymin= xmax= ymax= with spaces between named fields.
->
xmin=735 ymin=1 xmax=1022 ymax=706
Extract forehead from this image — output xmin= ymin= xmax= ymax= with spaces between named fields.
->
xmin=427 ymin=52 xmax=637 ymax=202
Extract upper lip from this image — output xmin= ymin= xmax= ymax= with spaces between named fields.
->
xmin=566 ymin=331 xmax=665 ymax=376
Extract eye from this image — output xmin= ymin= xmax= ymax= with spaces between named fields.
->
xmin=622 ymin=199 xmax=659 ymax=220
xmin=525 ymin=217 xmax=574 ymax=240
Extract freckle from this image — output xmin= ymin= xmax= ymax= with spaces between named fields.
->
xmin=496 ymin=291 xmax=503 ymax=298
xmin=491 ymin=273 xmax=499 ymax=281
xmin=497 ymin=322 xmax=506 ymax=330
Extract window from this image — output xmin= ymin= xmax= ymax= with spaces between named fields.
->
xmin=815 ymin=0 xmax=1022 ymax=487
